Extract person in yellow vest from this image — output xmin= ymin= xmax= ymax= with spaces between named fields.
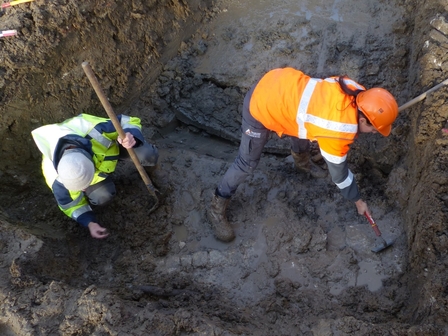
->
xmin=31 ymin=113 xmax=159 ymax=239
xmin=207 ymin=67 xmax=399 ymax=242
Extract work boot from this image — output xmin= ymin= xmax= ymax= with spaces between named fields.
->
xmin=207 ymin=193 xmax=235 ymax=242
xmin=291 ymin=150 xmax=327 ymax=178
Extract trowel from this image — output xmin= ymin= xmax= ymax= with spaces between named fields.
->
xmin=364 ymin=213 xmax=394 ymax=253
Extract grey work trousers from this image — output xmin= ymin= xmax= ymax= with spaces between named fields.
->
xmin=85 ymin=141 xmax=159 ymax=206
xmin=216 ymin=85 xmax=310 ymax=199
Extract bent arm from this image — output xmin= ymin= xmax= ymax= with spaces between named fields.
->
xmin=52 ymin=180 xmax=97 ymax=226
xmin=317 ymin=138 xmax=361 ymax=201
xmin=325 ymin=159 xmax=361 ymax=201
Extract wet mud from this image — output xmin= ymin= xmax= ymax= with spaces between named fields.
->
xmin=1 ymin=0 xmax=448 ymax=335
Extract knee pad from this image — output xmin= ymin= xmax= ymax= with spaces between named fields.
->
xmin=84 ymin=178 xmax=116 ymax=206
xmin=133 ymin=142 xmax=158 ymax=166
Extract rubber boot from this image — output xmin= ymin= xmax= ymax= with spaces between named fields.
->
xmin=291 ymin=150 xmax=327 ymax=178
xmin=207 ymin=193 xmax=235 ymax=242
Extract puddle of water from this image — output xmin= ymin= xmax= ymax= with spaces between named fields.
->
xmin=173 ymin=225 xmax=188 ymax=242
xmin=356 ymin=260 xmax=387 ymax=292
xmin=329 ymin=273 xmax=356 ymax=296
xmin=198 ymin=234 xmax=238 ymax=251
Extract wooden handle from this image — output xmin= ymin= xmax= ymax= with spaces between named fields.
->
xmin=81 ymin=61 xmax=157 ymax=196
xmin=2 ymin=0 xmax=34 ymax=9
xmin=364 ymin=213 xmax=382 ymax=237
xmin=398 ymin=77 xmax=448 ymax=112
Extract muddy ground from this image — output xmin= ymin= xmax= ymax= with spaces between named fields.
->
xmin=1 ymin=0 xmax=448 ymax=335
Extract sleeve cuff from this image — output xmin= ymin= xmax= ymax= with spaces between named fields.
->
xmin=77 ymin=211 xmax=97 ymax=227
xmin=124 ymin=128 xmax=144 ymax=147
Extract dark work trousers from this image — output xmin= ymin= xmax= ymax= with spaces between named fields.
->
xmin=216 ymin=85 xmax=310 ymax=199
xmin=85 ymin=141 xmax=159 ymax=206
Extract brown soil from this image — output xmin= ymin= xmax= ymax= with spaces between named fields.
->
xmin=1 ymin=0 xmax=448 ymax=335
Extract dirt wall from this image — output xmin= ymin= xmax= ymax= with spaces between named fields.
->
xmin=383 ymin=1 xmax=448 ymax=326
xmin=0 ymin=0 xmax=213 ymax=180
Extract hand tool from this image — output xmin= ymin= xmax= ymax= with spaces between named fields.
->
xmin=0 ymin=29 xmax=17 ymax=38
xmin=1 ymin=0 xmax=34 ymax=9
xmin=364 ymin=213 xmax=394 ymax=253
xmin=398 ymin=77 xmax=448 ymax=112
xmin=81 ymin=61 xmax=159 ymax=212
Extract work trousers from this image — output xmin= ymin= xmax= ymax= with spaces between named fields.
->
xmin=85 ymin=141 xmax=158 ymax=205
xmin=216 ymin=85 xmax=310 ymax=199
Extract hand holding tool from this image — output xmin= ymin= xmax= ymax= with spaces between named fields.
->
xmin=364 ymin=213 xmax=395 ymax=253
xmin=82 ymin=61 xmax=159 ymax=212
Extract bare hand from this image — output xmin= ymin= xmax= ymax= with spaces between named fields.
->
xmin=88 ymin=222 xmax=109 ymax=239
xmin=117 ymin=132 xmax=136 ymax=149
xmin=355 ymin=199 xmax=370 ymax=216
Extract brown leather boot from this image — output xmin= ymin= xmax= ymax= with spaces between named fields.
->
xmin=207 ymin=193 xmax=235 ymax=242
xmin=291 ymin=150 xmax=327 ymax=178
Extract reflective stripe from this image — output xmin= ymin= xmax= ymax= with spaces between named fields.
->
xmin=320 ymin=148 xmax=347 ymax=164
xmin=72 ymin=204 xmax=93 ymax=219
xmin=305 ymin=114 xmax=358 ymax=134
xmin=88 ymin=128 xmax=112 ymax=148
xmin=335 ymin=169 xmax=354 ymax=189
xmin=296 ymin=78 xmax=320 ymax=138
xmin=341 ymin=78 xmax=364 ymax=90
xmin=32 ymin=115 xmax=96 ymax=161
xmin=121 ymin=115 xmax=130 ymax=126
xmin=323 ymin=77 xmax=364 ymax=91
xmin=296 ymin=78 xmax=357 ymax=139
xmin=57 ymin=192 xmax=84 ymax=210
xmin=121 ymin=115 xmax=139 ymax=130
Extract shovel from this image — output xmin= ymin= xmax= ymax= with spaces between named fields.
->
xmin=398 ymin=77 xmax=448 ymax=112
xmin=364 ymin=213 xmax=394 ymax=253
xmin=1 ymin=0 xmax=34 ymax=9
xmin=81 ymin=61 xmax=159 ymax=212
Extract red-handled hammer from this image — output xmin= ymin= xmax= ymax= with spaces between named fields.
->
xmin=364 ymin=213 xmax=395 ymax=253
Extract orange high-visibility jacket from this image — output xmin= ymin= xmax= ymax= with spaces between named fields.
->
xmin=250 ymin=68 xmax=365 ymax=201
xmin=250 ymin=67 xmax=365 ymax=164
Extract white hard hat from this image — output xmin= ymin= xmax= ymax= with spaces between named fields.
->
xmin=57 ymin=149 xmax=95 ymax=191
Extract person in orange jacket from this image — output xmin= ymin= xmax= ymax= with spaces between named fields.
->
xmin=207 ymin=67 xmax=399 ymax=242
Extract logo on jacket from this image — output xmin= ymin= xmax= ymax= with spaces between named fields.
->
xmin=245 ymin=129 xmax=261 ymax=138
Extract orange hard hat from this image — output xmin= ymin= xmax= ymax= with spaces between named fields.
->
xmin=356 ymin=88 xmax=398 ymax=136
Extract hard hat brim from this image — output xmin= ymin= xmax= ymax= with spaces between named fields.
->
xmin=377 ymin=124 xmax=391 ymax=137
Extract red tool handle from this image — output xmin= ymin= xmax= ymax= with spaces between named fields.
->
xmin=364 ymin=213 xmax=382 ymax=237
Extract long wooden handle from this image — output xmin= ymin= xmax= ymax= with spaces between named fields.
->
xmin=1 ymin=0 xmax=34 ymax=9
xmin=81 ymin=61 xmax=158 ymax=196
xmin=398 ymin=77 xmax=448 ymax=112
xmin=364 ymin=213 xmax=382 ymax=237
